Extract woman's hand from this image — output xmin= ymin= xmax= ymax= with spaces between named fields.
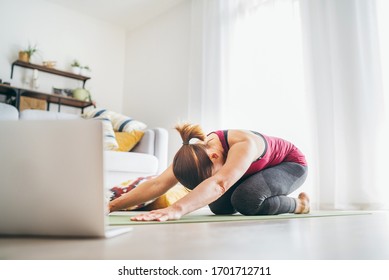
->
xmin=131 ymin=206 xmax=183 ymax=222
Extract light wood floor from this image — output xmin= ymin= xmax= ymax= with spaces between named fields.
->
xmin=1 ymin=211 xmax=389 ymax=259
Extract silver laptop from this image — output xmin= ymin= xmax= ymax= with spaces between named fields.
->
xmin=0 ymin=119 xmax=131 ymax=238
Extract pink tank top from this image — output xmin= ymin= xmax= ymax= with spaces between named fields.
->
xmin=211 ymin=130 xmax=307 ymax=177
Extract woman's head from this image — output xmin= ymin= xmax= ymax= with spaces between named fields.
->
xmin=173 ymin=123 xmax=213 ymax=190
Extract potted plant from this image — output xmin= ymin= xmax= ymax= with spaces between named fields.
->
xmin=71 ymin=60 xmax=81 ymax=75
xmin=80 ymin=65 xmax=91 ymax=77
xmin=18 ymin=44 xmax=38 ymax=63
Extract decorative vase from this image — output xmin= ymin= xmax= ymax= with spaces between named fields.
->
xmin=72 ymin=88 xmax=91 ymax=101
xmin=80 ymin=68 xmax=90 ymax=77
xmin=18 ymin=51 xmax=30 ymax=63
xmin=71 ymin=66 xmax=81 ymax=75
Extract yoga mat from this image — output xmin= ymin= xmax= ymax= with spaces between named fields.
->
xmin=108 ymin=211 xmax=371 ymax=225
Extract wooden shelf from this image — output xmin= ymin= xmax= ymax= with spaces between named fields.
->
xmin=11 ymin=60 xmax=90 ymax=86
xmin=0 ymin=83 xmax=94 ymax=113
xmin=21 ymin=89 xmax=93 ymax=109
xmin=6 ymin=59 xmax=95 ymax=112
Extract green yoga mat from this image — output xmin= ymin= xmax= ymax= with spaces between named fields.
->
xmin=108 ymin=211 xmax=370 ymax=226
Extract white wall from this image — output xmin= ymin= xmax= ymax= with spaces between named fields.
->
xmin=124 ymin=1 xmax=191 ymax=163
xmin=0 ymin=0 xmax=126 ymax=113
xmin=0 ymin=0 xmax=192 ymax=162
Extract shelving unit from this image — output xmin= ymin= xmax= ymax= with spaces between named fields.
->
xmin=11 ymin=60 xmax=91 ymax=88
xmin=2 ymin=60 xmax=95 ymax=113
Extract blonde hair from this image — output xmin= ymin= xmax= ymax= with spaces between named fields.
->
xmin=173 ymin=123 xmax=213 ymax=189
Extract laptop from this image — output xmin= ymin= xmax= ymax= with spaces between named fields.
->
xmin=0 ymin=119 xmax=131 ymax=238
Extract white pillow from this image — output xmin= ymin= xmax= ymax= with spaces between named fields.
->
xmin=83 ymin=108 xmax=147 ymax=133
xmin=92 ymin=117 xmax=119 ymax=150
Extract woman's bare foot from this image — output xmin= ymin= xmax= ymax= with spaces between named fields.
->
xmin=294 ymin=192 xmax=310 ymax=214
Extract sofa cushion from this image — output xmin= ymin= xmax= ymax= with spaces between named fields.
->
xmin=83 ymin=108 xmax=147 ymax=133
xmin=114 ymin=130 xmax=144 ymax=152
xmin=93 ymin=117 xmax=119 ymax=150
xmin=108 ymin=180 xmax=189 ymax=211
xmin=108 ymin=176 xmax=157 ymax=210
xmin=19 ymin=109 xmax=81 ymax=120
xmin=0 ymin=103 xmax=19 ymax=120
xmin=104 ymin=151 xmax=158 ymax=174
xmin=142 ymin=184 xmax=189 ymax=210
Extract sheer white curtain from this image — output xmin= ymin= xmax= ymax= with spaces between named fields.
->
xmin=376 ymin=0 xmax=389 ymax=207
xmin=188 ymin=0 xmax=224 ymax=132
xmin=188 ymin=0 xmax=389 ymax=210
xmin=220 ymin=0 xmax=316 ymax=202
xmin=189 ymin=0 xmax=317 ymax=204
xmin=300 ymin=0 xmax=388 ymax=209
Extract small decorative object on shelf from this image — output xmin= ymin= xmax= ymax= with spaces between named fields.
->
xmin=52 ymin=88 xmax=73 ymax=97
xmin=18 ymin=44 xmax=38 ymax=63
xmin=71 ymin=59 xmax=81 ymax=75
xmin=42 ymin=61 xmax=56 ymax=68
xmin=63 ymin=88 xmax=73 ymax=97
xmin=52 ymin=87 xmax=63 ymax=95
xmin=31 ymin=69 xmax=39 ymax=89
xmin=81 ymin=65 xmax=91 ymax=76
xmin=72 ymin=88 xmax=92 ymax=102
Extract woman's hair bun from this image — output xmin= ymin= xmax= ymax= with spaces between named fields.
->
xmin=175 ymin=123 xmax=205 ymax=145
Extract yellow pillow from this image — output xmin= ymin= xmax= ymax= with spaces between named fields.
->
xmin=114 ymin=130 xmax=144 ymax=152
xmin=143 ymin=184 xmax=190 ymax=210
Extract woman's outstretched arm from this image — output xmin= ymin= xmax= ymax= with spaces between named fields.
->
xmin=109 ymin=165 xmax=178 ymax=212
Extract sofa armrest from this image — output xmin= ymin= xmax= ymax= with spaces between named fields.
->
xmin=132 ymin=130 xmax=155 ymax=154
xmin=132 ymin=128 xmax=168 ymax=174
xmin=153 ymin=127 xmax=168 ymax=174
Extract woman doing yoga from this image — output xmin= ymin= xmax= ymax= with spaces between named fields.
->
xmin=109 ymin=123 xmax=309 ymax=221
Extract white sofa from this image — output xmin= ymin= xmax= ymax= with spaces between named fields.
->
xmin=0 ymin=103 xmax=168 ymax=187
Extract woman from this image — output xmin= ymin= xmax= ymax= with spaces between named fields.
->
xmin=109 ymin=123 xmax=309 ymax=221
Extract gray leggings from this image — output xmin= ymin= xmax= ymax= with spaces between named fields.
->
xmin=208 ymin=162 xmax=308 ymax=215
